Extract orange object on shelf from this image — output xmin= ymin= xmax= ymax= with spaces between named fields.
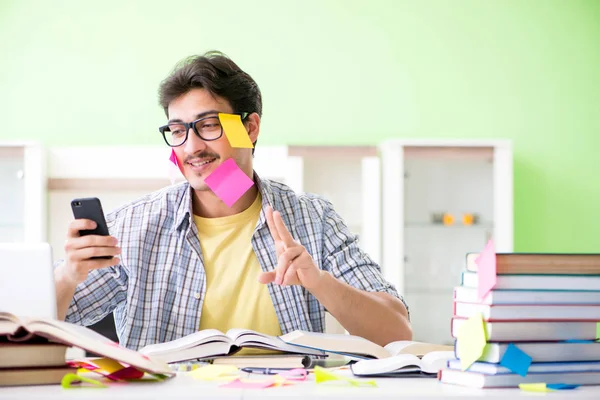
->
xmin=442 ymin=213 xmax=454 ymax=226
xmin=463 ymin=213 xmax=474 ymax=226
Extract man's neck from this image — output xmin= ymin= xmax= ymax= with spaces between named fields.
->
xmin=192 ymin=185 xmax=259 ymax=218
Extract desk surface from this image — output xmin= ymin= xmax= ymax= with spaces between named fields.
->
xmin=3 ymin=372 xmax=600 ymax=399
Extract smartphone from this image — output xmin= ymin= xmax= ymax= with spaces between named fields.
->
xmin=71 ymin=197 xmax=111 ymax=259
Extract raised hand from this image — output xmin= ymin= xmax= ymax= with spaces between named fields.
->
xmin=258 ymin=205 xmax=324 ymax=290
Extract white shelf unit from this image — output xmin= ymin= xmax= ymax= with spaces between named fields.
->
xmin=380 ymin=139 xmax=513 ymax=345
xmin=0 ymin=142 xmax=46 ymax=243
xmin=285 ymin=146 xmax=382 ymax=265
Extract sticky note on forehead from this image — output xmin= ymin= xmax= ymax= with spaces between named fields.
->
xmin=219 ymin=113 xmax=254 ymax=148
xmin=204 ymin=158 xmax=254 ymax=208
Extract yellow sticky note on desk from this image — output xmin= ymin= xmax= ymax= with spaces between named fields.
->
xmin=519 ymin=383 xmax=551 ymax=392
xmin=457 ymin=313 xmax=488 ymax=370
xmin=219 ymin=113 xmax=253 ymax=148
xmin=596 ymin=322 xmax=600 ymax=340
xmin=89 ymin=358 xmax=126 ymax=374
xmin=314 ymin=366 xmax=376 ymax=387
xmin=188 ymin=365 xmax=239 ymax=381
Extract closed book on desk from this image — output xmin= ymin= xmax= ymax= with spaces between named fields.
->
xmin=210 ymin=354 xmax=326 ymax=368
xmin=451 ymin=318 xmax=600 ymax=342
xmin=138 ymin=329 xmax=326 ymax=364
xmin=447 ymin=359 xmax=600 ymax=375
xmin=454 ymin=286 xmax=600 ymax=305
xmin=0 ymin=343 xmax=68 ymax=368
xmin=466 ymin=252 xmax=600 ymax=275
xmin=455 ymin=341 xmax=600 ymax=363
xmin=351 ymin=351 xmax=455 ymax=377
xmin=439 ymin=369 xmax=600 ymax=388
xmin=454 ymin=302 xmax=600 ymax=321
xmin=0 ymin=312 xmax=172 ymax=377
xmin=461 ymin=271 xmax=600 ymax=291
xmin=0 ymin=366 xmax=77 ymax=387
xmin=280 ymin=331 xmax=453 ymax=360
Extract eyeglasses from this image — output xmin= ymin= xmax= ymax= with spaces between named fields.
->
xmin=159 ymin=112 xmax=250 ymax=147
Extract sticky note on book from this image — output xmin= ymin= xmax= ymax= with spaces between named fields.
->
xmin=457 ymin=313 xmax=487 ymax=370
xmin=499 ymin=344 xmax=531 ymax=377
xmin=219 ymin=113 xmax=253 ymax=148
xmin=476 ymin=239 xmax=497 ymax=300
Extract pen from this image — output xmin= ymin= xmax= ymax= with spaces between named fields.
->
xmin=241 ymin=367 xmax=292 ymax=375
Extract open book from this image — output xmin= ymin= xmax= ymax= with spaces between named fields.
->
xmin=280 ymin=330 xmax=454 ymax=360
xmin=351 ymin=351 xmax=455 ymax=377
xmin=138 ymin=328 xmax=326 ymax=363
xmin=0 ymin=312 xmax=172 ymax=376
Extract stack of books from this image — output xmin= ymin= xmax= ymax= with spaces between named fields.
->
xmin=0 ymin=340 xmax=76 ymax=386
xmin=0 ymin=311 xmax=173 ymax=387
xmin=439 ymin=247 xmax=600 ymax=388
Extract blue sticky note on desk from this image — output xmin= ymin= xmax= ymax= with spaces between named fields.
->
xmin=547 ymin=384 xmax=580 ymax=390
xmin=499 ymin=344 xmax=532 ymax=377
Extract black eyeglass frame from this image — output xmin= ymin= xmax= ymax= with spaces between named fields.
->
xmin=159 ymin=112 xmax=250 ymax=147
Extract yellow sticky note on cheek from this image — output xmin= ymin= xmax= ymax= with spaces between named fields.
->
xmin=219 ymin=113 xmax=254 ymax=148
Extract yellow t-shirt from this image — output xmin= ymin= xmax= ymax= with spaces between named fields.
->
xmin=194 ymin=193 xmax=282 ymax=355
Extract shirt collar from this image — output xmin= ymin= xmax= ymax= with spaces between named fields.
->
xmin=171 ymin=172 xmax=296 ymax=234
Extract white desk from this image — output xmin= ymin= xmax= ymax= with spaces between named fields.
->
xmin=2 ymin=373 xmax=600 ymax=399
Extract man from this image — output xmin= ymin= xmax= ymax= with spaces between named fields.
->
xmin=54 ymin=51 xmax=411 ymax=350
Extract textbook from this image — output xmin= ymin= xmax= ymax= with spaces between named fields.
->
xmin=451 ymin=318 xmax=600 ymax=342
xmin=0 ymin=343 xmax=68 ymax=368
xmin=280 ymin=331 xmax=454 ymax=360
xmin=138 ymin=328 xmax=326 ymax=363
xmin=466 ymin=252 xmax=600 ymax=275
xmin=439 ymin=369 xmax=600 ymax=388
xmin=453 ymin=286 xmax=600 ymax=305
xmin=351 ymin=350 xmax=455 ymax=377
xmin=210 ymin=354 xmax=330 ymax=369
xmin=454 ymin=302 xmax=600 ymax=321
xmin=461 ymin=271 xmax=600 ymax=291
xmin=454 ymin=341 xmax=600 ymax=363
xmin=447 ymin=359 xmax=600 ymax=375
xmin=0 ymin=312 xmax=173 ymax=376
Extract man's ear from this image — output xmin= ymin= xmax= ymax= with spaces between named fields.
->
xmin=245 ymin=113 xmax=260 ymax=144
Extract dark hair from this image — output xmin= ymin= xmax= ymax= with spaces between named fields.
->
xmin=158 ymin=51 xmax=262 ymax=151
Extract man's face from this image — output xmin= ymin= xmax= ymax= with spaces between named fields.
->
xmin=167 ymin=88 xmax=258 ymax=192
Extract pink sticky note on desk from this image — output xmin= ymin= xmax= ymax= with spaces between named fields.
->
xmin=204 ymin=158 xmax=254 ymax=207
xmin=476 ymin=240 xmax=497 ymax=300
xmin=220 ymin=378 xmax=282 ymax=389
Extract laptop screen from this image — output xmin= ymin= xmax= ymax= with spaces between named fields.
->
xmin=0 ymin=242 xmax=58 ymax=319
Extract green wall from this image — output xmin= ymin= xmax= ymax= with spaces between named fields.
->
xmin=1 ymin=0 xmax=599 ymax=252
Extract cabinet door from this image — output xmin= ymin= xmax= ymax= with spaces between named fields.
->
xmin=0 ymin=152 xmax=25 ymax=242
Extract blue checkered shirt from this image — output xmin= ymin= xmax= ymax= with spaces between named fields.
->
xmin=64 ymin=176 xmax=405 ymax=350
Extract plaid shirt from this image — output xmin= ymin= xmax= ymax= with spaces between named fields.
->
xmin=64 ymin=176 xmax=405 ymax=350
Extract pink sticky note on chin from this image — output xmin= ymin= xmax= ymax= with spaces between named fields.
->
xmin=204 ymin=158 xmax=254 ymax=207
xmin=476 ymin=240 xmax=497 ymax=300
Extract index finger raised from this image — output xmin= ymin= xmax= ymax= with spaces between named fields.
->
xmin=273 ymin=210 xmax=296 ymax=247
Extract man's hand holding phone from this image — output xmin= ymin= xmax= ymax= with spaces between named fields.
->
xmin=61 ymin=218 xmax=121 ymax=286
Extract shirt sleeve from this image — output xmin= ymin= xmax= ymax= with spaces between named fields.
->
xmin=62 ymin=262 xmax=128 ymax=326
xmin=61 ymin=211 xmax=129 ymax=326
xmin=320 ymin=200 xmax=410 ymax=316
